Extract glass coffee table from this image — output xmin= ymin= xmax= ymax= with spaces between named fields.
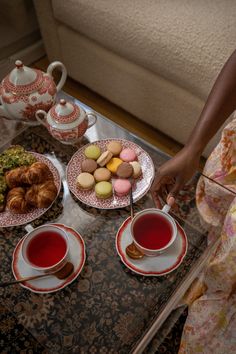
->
xmin=0 ymin=92 xmax=221 ymax=353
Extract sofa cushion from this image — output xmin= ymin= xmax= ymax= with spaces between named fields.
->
xmin=52 ymin=0 xmax=236 ymax=100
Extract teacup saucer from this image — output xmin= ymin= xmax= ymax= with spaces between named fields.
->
xmin=12 ymin=224 xmax=86 ymax=293
xmin=116 ymin=217 xmax=187 ymax=276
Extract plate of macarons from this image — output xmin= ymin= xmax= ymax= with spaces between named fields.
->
xmin=66 ymin=139 xmax=155 ymax=209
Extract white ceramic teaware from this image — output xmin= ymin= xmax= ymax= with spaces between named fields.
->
xmin=22 ymin=224 xmax=69 ymax=273
xmin=130 ymin=206 xmax=177 ymax=256
xmin=0 ymin=60 xmax=67 ymax=125
xmin=36 ymin=98 xmax=97 ymax=144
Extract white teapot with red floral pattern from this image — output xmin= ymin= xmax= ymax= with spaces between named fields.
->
xmin=36 ymin=99 xmax=97 ymax=144
xmin=0 ymin=60 xmax=67 ymax=125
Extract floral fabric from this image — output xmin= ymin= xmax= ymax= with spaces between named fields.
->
xmin=179 ymin=118 xmax=236 ymax=353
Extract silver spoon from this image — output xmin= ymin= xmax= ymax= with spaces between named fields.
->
xmin=125 ymin=185 xmax=144 ymax=259
xmin=0 ymin=262 xmax=74 ymax=288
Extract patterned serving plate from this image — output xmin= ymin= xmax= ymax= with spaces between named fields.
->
xmin=0 ymin=152 xmax=61 ymax=227
xmin=12 ymin=223 xmax=86 ymax=293
xmin=116 ymin=217 xmax=188 ymax=276
xmin=66 ymin=139 xmax=155 ymax=209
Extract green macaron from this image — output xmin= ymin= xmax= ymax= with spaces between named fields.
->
xmin=95 ymin=181 xmax=113 ymax=199
xmin=84 ymin=145 xmax=101 ymax=160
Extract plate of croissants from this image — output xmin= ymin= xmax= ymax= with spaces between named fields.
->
xmin=0 ymin=145 xmax=61 ymax=227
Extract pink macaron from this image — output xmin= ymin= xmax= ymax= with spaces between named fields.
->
xmin=119 ymin=148 xmax=137 ymax=162
xmin=114 ymin=179 xmax=131 ymax=197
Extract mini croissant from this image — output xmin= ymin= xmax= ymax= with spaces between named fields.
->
xmin=5 ymin=166 xmax=29 ymax=189
xmin=25 ymin=180 xmax=58 ymax=209
xmin=23 ymin=162 xmax=53 ymax=185
xmin=7 ymin=187 xmax=29 ymax=214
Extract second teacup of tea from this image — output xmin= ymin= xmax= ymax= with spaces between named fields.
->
xmin=22 ymin=224 xmax=69 ymax=273
xmin=130 ymin=207 xmax=177 ymax=256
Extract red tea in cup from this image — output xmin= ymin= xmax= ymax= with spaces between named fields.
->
xmin=133 ymin=213 xmax=172 ymax=250
xmin=27 ymin=231 xmax=67 ymax=267
xmin=131 ymin=208 xmax=177 ymax=256
xmin=22 ymin=224 xmax=69 ymax=272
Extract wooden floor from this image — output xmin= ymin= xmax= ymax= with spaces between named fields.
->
xmin=34 ymin=57 xmax=185 ymax=158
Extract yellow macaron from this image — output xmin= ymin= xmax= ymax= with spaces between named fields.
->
xmin=106 ymin=158 xmax=123 ymax=174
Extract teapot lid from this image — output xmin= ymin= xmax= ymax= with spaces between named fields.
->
xmin=50 ymin=99 xmax=80 ymax=124
xmin=2 ymin=60 xmax=43 ymax=95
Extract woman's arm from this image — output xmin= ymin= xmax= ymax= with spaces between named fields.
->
xmin=152 ymin=49 xmax=236 ymax=203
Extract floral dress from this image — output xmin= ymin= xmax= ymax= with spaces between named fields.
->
xmin=179 ymin=118 xmax=236 ymax=354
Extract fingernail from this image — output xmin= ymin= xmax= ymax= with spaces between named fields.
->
xmin=167 ymin=196 xmax=175 ymax=206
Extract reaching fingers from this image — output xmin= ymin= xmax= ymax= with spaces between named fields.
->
xmin=168 ymin=178 xmax=183 ymax=199
xmin=151 ymin=172 xmax=164 ymax=208
xmin=151 ymin=171 xmax=163 ymax=192
xmin=151 ymin=171 xmax=176 ymax=207
xmin=151 ymin=191 xmax=162 ymax=209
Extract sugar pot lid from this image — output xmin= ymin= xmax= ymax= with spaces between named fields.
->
xmin=48 ymin=99 xmax=84 ymax=127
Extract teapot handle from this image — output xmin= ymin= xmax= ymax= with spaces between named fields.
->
xmin=86 ymin=112 xmax=97 ymax=128
xmin=47 ymin=61 xmax=67 ymax=92
xmin=35 ymin=110 xmax=47 ymax=127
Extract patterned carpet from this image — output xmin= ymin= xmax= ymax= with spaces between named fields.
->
xmin=0 ymin=304 xmax=47 ymax=353
xmin=0 ymin=303 xmax=188 ymax=353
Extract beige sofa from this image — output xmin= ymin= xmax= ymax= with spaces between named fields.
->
xmin=34 ymin=0 xmax=236 ymax=156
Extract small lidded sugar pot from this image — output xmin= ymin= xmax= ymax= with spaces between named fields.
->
xmin=36 ymin=99 xmax=97 ymax=144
